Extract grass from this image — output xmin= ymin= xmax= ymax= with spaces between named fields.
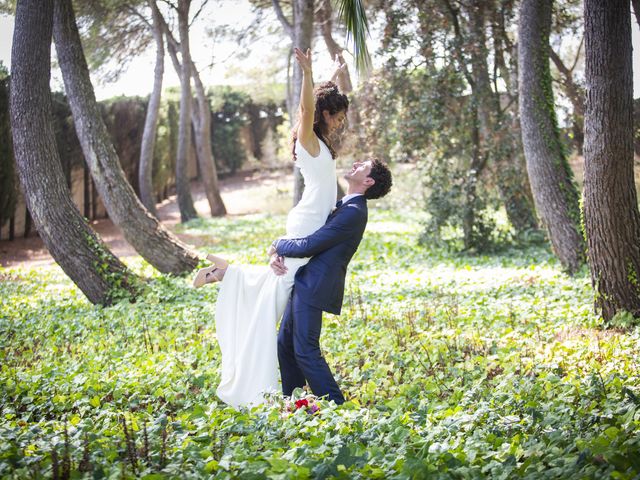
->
xmin=1 ymin=202 xmax=639 ymax=478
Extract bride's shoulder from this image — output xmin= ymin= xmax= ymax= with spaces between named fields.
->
xmin=295 ymin=136 xmax=324 ymax=160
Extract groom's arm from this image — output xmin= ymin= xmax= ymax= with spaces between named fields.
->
xmin=273 ymin=205 xmax=365 ymax=258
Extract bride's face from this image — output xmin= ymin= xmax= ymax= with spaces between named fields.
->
xmin=323 ymin=110 xmax=347 ymax=134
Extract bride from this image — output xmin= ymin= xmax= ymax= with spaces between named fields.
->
xmin=193 ymin=48 xmax=350 ymax=408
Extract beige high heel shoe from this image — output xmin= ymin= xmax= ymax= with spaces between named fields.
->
xmin=193 ymin=255 xmax=229 ymax=288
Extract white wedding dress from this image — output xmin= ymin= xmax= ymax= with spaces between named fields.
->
xmin=214 ymin=139 xmax=337 ymax=408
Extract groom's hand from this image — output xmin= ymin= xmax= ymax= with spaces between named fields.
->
xmin=269 ymin=254 xmax=288 ymax=276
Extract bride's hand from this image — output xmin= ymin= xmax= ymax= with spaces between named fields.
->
xmin=267 ymin=245 xmax=276 ymax=256
xmin=269 ymin=254 xmax=288 ymax=276
xmin=330 ymin=54 xmax=347 ymax=83
xmin=294 ymin=47 xmax=312 ymax=73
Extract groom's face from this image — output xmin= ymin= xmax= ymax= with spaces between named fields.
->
xmin=345 ymin=160 xmax=373 ymax=186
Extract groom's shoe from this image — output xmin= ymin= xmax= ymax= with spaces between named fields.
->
xmin=193 ymin=255 xmax=229 ymax=288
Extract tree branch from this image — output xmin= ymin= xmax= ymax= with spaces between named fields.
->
xmin=492 ymin=0 xmax=513 ymax=93
xmin=126 ymin=5 xmax=153 ymax=30
xmin=335 ymin=0 xmax=371 ymax=73
xmin=190 ymin=0 xmax=209 ymax=27
xmin=316 ymin=0 xmax=353 ymax=91
xmin=317 ymin=0 xmax=341 ymax=55
xmin=569 ymin=35 xmax=584 ymax=74
xmin=272 ymin=0 xmax=293 ymax=39
xmin=439 ymin=0 xmax=475 ymax=89
xmin=549 ymin=48 xmax=571 ymax=78
xmin=549 ymin=47 xmax=584 ymax=117
xmin=157 ymin=7 xmax=183 ymax=74
xmin=633 ymin=0 xmax=640 ymax=31
xmin=159 ymin=0 xmax=178 ymax=10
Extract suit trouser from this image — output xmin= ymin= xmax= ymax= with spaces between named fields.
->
xmin=277 ymin=288 xmax=345 ymax=404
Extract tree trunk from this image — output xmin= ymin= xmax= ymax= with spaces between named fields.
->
xmin=584 ymin=0 xmax=640 ymax=321
xmin=191 ymin=67 xmax=226 ymax=216
xmin=438 ymin=0 xmax=537 ymax=242
xmin=160 ymin=11 xmax=226 ymax=217
xmin=316 ymin=0 xmax=362 ymax=151
xmin=494 ymin=127 xmax=539 ymax=233
xmin=462 ymin=104 xmax=484 ymax=250
xmin=0 ymin=75 xmax=16 ymax=225
xmin=518 ymin=0 xmax=584 ymax=273
xmin=138 ymin=0 xmax=164 ymax=216
xmin=632 ymin=0 xmax=640 ymax=29
xmin=290 ymin=0 xmax=314 ymax=205
xmin=10 ymin=0 xmax=139 ymax=305
xmin=549 ymin=48 xmax=585 ymax=155
xmin=317 ymin=0 xmax=352 ymax=94
xmin=52 ymin=0 xmax=200 ymax=274
xmin=274 ymin=0 xmax=314 ymax=206
xmin=468 ymin=2 xmax=494 ymax=163
xmin=490 ymin=2 xmax=539 ymax=232
xmin=438 ymin=0 xmax=484 ymax=247
xmin=316 ymin=0 xmax=353 ymax=93
xmin=467 ymin=0 xmax=538 ymax=235
xmin=174 ymin=0 xmax=199 ymax=222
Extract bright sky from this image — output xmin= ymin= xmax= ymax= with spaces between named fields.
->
xmin=0 ymin=1 xmax=346 ymax=101
xmin=1 ymin=3 xmax=640 ymax=100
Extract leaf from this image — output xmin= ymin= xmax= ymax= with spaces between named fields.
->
xmin=335 ymin=0 xmax=371 ymax=74
xmin=604 ymin=426 xmax=620 ymax=440
xmin=205 ymin=460 xmax=219 ymax=473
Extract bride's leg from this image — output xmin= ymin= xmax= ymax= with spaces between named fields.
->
xmin=206 ymin=254 xmax=229 ymax=278
xmin=280 ymin=257 xmax=309 ymax=287
xmin=193 ymin=255 xmax=229 ymax=287
xmin=216 ymin=263 xmax=282 ymax=406
xmin=271 ymin=256 xmax=311 ymax=321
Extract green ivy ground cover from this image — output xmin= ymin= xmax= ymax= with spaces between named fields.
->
xmin=1 ymin=210 xmax=639 ymax=479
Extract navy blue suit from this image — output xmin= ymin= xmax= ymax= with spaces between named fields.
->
xmin=274 ymin=195 xmax=368 ymax=404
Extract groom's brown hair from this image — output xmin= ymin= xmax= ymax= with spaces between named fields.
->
xmin=365 ymin=159 xmax=392 ymax=200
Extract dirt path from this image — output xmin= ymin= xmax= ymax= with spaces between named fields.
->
xmin=0 ymin=169 xmax=293 ymax=268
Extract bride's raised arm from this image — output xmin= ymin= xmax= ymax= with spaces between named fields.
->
xmin=294 ymin=48 xmax=320 ymax=157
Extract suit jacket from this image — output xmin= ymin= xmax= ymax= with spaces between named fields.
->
xmin=274 ymin=195 xmax=368 ymax=315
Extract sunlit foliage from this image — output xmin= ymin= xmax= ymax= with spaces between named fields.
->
xmin=1 ymin=203 xmax=639 ymax=477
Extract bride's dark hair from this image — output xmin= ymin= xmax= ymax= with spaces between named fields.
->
xmin=291 ymin=81 xmax=349 ymax=161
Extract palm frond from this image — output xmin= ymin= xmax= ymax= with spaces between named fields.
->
xmin=335 ymin=0 xmax=371 ymax=75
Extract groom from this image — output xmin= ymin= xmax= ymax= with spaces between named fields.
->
xmin=269 ymin=158 xmax=392 ymax=404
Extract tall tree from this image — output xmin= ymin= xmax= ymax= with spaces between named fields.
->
xmin=316 ymin=0 xmax=362 ymax=149
xmin=90 ymin=0 xmax=226 ymax=218
xmin=189 ymin=55 xmax=227 ymax=217
xmin=317 ymin=0 xmax=352 ymax=94
xmin=435 ymin=0 xmax=538 ymax=244
xmin=583 ymin=0 xmax=640 ymax=320
xmin=487 ymin=0 xmax=539 ymax=234
xmin=138 ymin=0 xmax=164 ymax=215
xmin=362 ymin=0 xmax=535 ymax=249
xmin=518 ymin=0 xmax=584 ymax=273
xmin=458 ymin=0 xmax=496 ymax=247
xmin=10 ymin=0 xmax=140 ymax=305
xmin=174 ymin=0 xmax=199 ymax=222
xmin=53 ymin=0 xmax=200 ymax=273
xmin=0 ymin=65 xmax=15 ymax=235
xmin=550 ymin=44 xmax=585 ymax=155
xmin=273 ymin=0 xmax=314 ymax=205
xmin=159 ymin=8 xmax=226 ymax=217
xmin=632 ymin=0 xmax=640 ymax=29
xmin=273 ymin=0 xmax=371 ymax=204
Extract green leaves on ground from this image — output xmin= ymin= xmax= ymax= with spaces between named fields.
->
xmin=1 ymin=209 xmax=639 ymax=478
